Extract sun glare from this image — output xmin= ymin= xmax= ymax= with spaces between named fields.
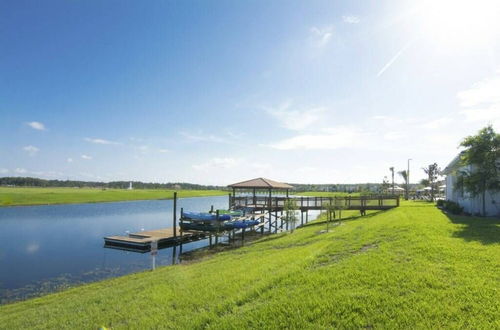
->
xmin=419 ymin=0 xmax=500 ymax=47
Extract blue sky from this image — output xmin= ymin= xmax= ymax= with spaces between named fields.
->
xmin=1 ymin=0 xmax=500 ymax=185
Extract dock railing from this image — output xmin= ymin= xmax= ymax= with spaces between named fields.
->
xmin=230 ymin=195 xmax=400 ymax=210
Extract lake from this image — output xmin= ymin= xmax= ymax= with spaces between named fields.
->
xmin=0 ymin=196 xmax=230 ymax=304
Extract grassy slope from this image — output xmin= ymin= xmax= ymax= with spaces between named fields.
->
xmin=0 ymin=187 xmax=227 ymax=206
xmin=1 ymin=203 xmax=499 ymax=328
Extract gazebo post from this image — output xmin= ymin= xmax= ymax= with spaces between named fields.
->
xmin=268 ymin=188 xmax=272 ymax=232
xmin=253 ymin=188 xmax=256 ymax=206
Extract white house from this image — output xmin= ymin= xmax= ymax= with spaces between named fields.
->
xmin=442 ymin=154 xmax=500 ymax=216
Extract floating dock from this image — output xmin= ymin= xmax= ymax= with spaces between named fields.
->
xmin=104 ymin=228 xmax=207 ymax=251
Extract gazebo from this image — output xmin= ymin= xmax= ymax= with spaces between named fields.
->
xmin=228 ymin=177 xmax=293 ymax=199
xmin=228 ymin=178 xmax=294 ymax=232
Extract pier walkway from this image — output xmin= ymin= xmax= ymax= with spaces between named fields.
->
xmin=231 ymin=195 xmax=400 ymax=211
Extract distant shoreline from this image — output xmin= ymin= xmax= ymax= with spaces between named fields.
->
xmin=0 ymin=187 xmax=228 ymax=207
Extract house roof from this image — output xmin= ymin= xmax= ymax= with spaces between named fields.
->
xmin=228 ymin=178 xmax=293 ymax=189
xmin=442 ymin=152 xmax=464 ymax=175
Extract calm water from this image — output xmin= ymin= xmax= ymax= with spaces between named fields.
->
xmin=0 ymin=196 xmax=229 ymax=304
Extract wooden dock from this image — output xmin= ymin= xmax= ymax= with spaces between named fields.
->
xmin=104 ymin=228 xmax=207 ymax=251
xmin=103 ymin=191 xmax=400 ymax=253
xmin=230 ymin=195 xmax=400 ymax=211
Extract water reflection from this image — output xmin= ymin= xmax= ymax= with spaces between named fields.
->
xmin=0 ymin=196 xmax=228 ymax=304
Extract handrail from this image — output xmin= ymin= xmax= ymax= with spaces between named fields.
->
xmin=231 ymin=195 xmax=400 ymax=209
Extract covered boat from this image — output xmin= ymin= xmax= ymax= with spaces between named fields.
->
xmin=182 ymin=211 xmax=231 ymax=221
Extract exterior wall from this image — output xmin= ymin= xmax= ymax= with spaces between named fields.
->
xmin=445 ymin=167 xmax=500 ymax=216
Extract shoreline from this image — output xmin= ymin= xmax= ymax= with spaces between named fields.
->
xmin=0 ymin=187 xmax=228 ymax=208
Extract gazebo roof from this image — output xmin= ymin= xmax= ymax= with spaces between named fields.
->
xmin=228 ymin=177 xmax=293 ymax=189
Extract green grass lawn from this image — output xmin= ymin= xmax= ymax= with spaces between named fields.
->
xmin=1 ymin=202 xmax=498 ymax=328
xmin=0 ymin=187 xmax=228 ymax=206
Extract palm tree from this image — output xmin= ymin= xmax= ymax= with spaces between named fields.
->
xmin=398 ymin=170 xmax=408 ymax=200
xmin=389 ymin=167 xmax=395 ymax=194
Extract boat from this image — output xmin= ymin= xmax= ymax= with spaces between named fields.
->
xmin=225 ymin=219 xmax=261 ymax=229
xmin=180 ymin=222 xmax=221 ymax=232
xmin=181 ymin=211 xmax=231 ymax=221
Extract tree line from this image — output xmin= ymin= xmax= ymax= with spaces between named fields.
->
xmin=0 ymin=177 xmax=226 ymax=190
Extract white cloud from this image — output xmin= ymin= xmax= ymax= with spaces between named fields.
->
xmin=421 ymin=117 xmax=452 ymax=129
xmin=81 ymin=154 xmax=92 ymax=160
xmin=342 ymin=15 xmax=360 ymax=24
xmin=67 ymin=158 xmax=73 ymax=163
xmin=457 ymin=75 xmax=500 ymax=125
xmin=372 ymin=115 xmax=390 ymax=120
xmin=26 ymin=121 xmax=46 ymax=131
xmin=158 ymin=149 xmax=169 ymax=153
xmin=460 ymin=106 xmax=500 ymax=122
xmin=0 ymin=168 xmax=8 ymax=174
xmin=180 ymin=131 xmax=228 ymax=144
xmin=268 ymin=126 xmax=363 ymax=150
xmin=78 ymin=172 xmax=103 ymax=180
xmin=310 ymin=25 xmax=334 ymax=47
xmin=383 ymin=131 xmax=405 ymax=140
xmin=84 ymin=137 xmax=120 ymax=145
xmin=192 ymin=157 xmax=240 ymax=171
xmin=179 ymin=131 xmax=244 ymax=147
xmin=264 ymin=101 xmax=326 ymax=131
xmin=23 ymin=145 xmax=39 ymax=156
xmin=15 ymin=168 xmax=27 ymax=174
xmin=457 ymin=76 xmax=500 ymax=107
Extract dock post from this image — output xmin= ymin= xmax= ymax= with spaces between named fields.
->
xmin=210 ymin=205 xmax=214 ymax=213
xmin=301 ymin=211 xmax=304 ymax=226
xmin=268 ymin=189 xmax=272 ymax=232
xmin=173 ymin=192 xmax=177 ymax=238
xmin=274 ymin=210 xmax=278 ymax=233
xmin=172 ymin=245 xmax=177 ymax=265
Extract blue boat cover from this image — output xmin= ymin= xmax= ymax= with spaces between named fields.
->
xmin=182 ymin=211 xmax=231 ymax=221
xmin=229 ymin=220 xmax=260 ymax=229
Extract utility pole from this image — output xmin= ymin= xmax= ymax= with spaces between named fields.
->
xmin=389 ymin=167 xmax=395 ymax=195
xmin=407 ymin=159 xmax=412 ymax=200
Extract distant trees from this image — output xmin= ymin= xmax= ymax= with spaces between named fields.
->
xmin=422 ymin=163 xmax=441 ymax=202
xmin=381 ymin=176 xmax=390 ymax=193
xmin=0 ymin=177 xmax=225 ymax=190
xmin=455 ymin=125 xmax=500 ymax=216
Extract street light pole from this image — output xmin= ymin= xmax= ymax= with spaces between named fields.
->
xmin=407 ymin=158 xmax=412 ymax=200
xmin=390 ymin=167 xmax=395 ymax=195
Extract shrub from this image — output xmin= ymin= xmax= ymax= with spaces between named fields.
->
xmin=436 ymin=199 xmax=445 ymax=207
xmin=442 ymin=200 xmax=463 ymax=215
